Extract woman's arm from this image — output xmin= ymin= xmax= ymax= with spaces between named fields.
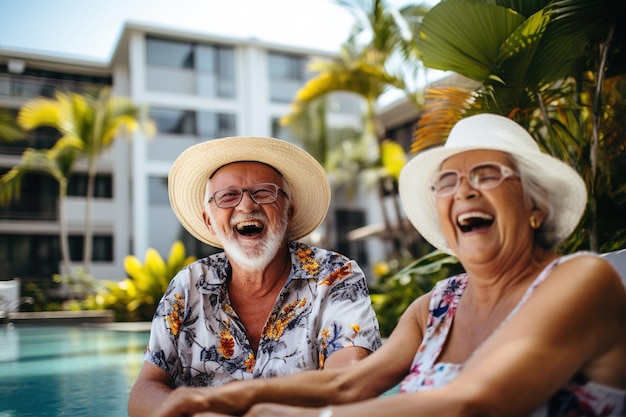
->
xmin=444 ymin=255 xmax=626 ymax=415
xmin=242 ymin=255 xmax=626 ymax=417
xmin=153 ymin=294 xmax=431 ymax=417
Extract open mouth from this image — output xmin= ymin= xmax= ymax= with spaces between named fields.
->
xmin=235 ymin=220 xmax=264 ymax=236
xmin=457 ymin=211 xmax=494 ymax=233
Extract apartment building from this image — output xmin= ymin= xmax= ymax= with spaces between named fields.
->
xmin=0 ymin=22 xmax=388 ymax=287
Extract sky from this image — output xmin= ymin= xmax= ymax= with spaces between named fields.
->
xmin=0 ymin=0 xmax=420 ymax=62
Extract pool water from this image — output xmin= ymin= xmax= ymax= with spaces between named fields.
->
xmin=0 ymin=324 xmax=149 ymax=417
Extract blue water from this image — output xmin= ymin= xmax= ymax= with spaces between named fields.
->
xmin=0 ymin=325 xmax=149 ymax=417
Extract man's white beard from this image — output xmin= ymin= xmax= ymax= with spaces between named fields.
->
xmin=209 ymin=208 xmax=290 ymax=272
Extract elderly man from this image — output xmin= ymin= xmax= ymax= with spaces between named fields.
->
xmin=128 ymin=136 xmax=381 ymax=417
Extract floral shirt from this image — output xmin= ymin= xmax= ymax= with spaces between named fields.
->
xmin=145 ymin=241 xmax=382 ymax=387
xmin=399 ymin=252 xmax=626 ymax=417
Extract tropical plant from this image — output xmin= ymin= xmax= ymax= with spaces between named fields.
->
xmin=85 ymin=241 xmax=196 ymax=322
xmin=0 ymin=110 xmax=24 ymax=143
xmin=369 ymin=249 xmax=464 ymax=337
xmin=410 ymin=0 xmax=626 ymax=252
xmin=17 ymin=86 xmax=155 ymax=272
xmin=0 ymin=137 xmax=84 ymax=274
xmin=281 ymin=0 xmax=432 ymax=258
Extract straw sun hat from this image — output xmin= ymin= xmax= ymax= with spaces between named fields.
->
xmin=399 ymin=113 xmax=587 ymax=255
xmin=168 ymin=136 xmax=331 ymax=248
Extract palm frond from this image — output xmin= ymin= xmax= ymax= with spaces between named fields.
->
xmin=411 ymin=87 xmax=474 ymax=153
xmin=17 ymin=97 xmax=62 ymax=130
xmin=0 ymin=111 xmax=24 ymax=143
xmin=417 ymin=0 xmax=526 ymax=80
xmin=0 ymin=166 xmax=26 ymax=206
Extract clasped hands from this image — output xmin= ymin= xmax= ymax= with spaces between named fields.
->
xmin=153 ymin=385 xmax=323 ymax=417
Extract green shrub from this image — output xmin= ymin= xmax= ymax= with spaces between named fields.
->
xmin=370 ymin=250 xmax=464 ymax=337
xmin=85 ymin=241 xmax=196 ymax=321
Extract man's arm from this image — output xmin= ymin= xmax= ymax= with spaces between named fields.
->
xmin=128 ymin=362 xmax=176 ymax=417
xmin=323 ymin=346 xmax=371 ymax=369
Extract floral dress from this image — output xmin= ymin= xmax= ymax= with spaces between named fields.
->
xmin=145 ymin=241 xmax=382 ymax=387
xmin=399 ymin=252 xmax=626 ymax=417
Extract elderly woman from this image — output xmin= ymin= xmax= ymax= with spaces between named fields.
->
xmin=153 ymin=114 xmax=626 ymax=417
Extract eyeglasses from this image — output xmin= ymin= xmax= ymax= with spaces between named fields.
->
xmin=208 ymin=183 xmax=285 ymax=208
xmin=431 ymin=162 xmax=519 ymax=197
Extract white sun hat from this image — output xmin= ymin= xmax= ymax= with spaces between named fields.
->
xmin=399 ymin=113 xmax=587 ymax=255
xmin=168 ymin=136 xmax=331 ymax=248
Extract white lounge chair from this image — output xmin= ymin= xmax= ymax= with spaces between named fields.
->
xmin=601 ymin=249 xmax=626 ymax=286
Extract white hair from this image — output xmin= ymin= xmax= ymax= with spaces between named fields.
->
xmin=512 ymin=156 xmax=562 ymax=249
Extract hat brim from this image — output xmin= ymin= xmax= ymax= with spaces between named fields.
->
xmin=168 ymin=136 xmax=331 ymax=248
xmin=399 ymin=145 xmax=587 ymax=255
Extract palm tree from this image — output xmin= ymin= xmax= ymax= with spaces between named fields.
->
xmin=17 ymin=87 xmax=155 ymax=272
xmin=281 ymin=0 xmax=431 ymax=258
xmin=410 ymin=0 xmax=626 ymax=252
xmin=0 ymin=137 xmax=84 ymax=274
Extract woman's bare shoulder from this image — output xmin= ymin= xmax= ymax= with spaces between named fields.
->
xmin=554 ymin=253 xmax=624 ymax=292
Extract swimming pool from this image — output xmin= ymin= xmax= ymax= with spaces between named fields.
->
xmin=0 ymin=324 xmax=149 ymax=417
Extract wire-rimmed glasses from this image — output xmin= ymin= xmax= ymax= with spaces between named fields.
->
xmin=431 ymin=162 xmax=519 ymax=198
xmin=208 ymin=183 xmax=285 ymax=208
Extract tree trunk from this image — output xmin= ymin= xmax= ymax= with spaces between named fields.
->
xmin=57 ymin=179 xmax=73 ymax=277
xmin=588 ymin=25 xmax=614 ymax=252
xmin=83 ymin=161 xmax=96 ymax=273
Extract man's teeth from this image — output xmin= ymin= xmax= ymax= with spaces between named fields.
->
xmin=457 ymin=211 xmax=494 ymax=226
xmin=236 ymin=220 xmax=263 ymax=230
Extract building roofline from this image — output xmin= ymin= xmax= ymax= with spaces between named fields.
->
xmin=0 ymin=46 xmax=109 ymax=69
xmin=109 ymin=20 xmax=339 ymax=64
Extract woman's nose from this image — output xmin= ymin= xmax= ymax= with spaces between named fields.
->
xmin=454 ymin=177 xmax=478 ymax=199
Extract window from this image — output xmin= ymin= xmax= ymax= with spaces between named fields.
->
xmin=268 ymin=52 xmax=310 ymax=103
xmin=150 ymin=108 xmax=197 ymax=135
xmin=146 ymin=37 xmax=194 ymax=69
xmin=146 ymin=36 xmax=235 ymax=98
xmin=335 ymin=208 xmax=368 ymax=267
xmin=216 ymin=47 xmax=235 ymax=97
xmin=0 ymin=171 xmax=57 ymax=220
xmin=0 ymin=121 xmax=61 ymax=156
xmin=0 ymin=234 xmax=59 ymax=280
xmin=271 ymin=117 xmax=297 ymax=143
xmin=198 ymin=112 xmax=236 ymax=139
xmin=0 ymin=65 xmax=111 ymax=100
xmin=148 ymin=176 xmax=169 ymax=205
xmin=268 ymin=53 xmax=307 ymax=79
xmin=67 ymin=173 xmax=113 ymax=198
xmin=68 ymin=235 xmax=113 ymax=262
xmin=150 ymin=108 xmax=236 ymax=138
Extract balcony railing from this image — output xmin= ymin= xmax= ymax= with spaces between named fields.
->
xmin=0 ymin=73 xmax=109 ymax=100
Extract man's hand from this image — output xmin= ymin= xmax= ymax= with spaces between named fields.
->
xmin=154 ymin=387 xmax=214 ymax=417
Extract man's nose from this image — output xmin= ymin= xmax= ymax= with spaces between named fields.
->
xmin=236 ymin=190 xmax=260 ymax=210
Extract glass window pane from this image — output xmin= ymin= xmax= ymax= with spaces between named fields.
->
xmin=198 ymin=112 xmax=237 ymax=139
xmin=67 ymin=174 xmax=113 ymax=198
xmin=196 ymin=44 xmax=216 ymax=72
xmin=148 ymin=176 xmax=170 ymax=205
xmin=68 ymin=235 xmax=113 ymax=262
xmin=269 ymin=52 xmax=309 ymax=103
xmin=150 ymin=108 xmax=197 ymax=135
xmin=217 ymin=114 xmax=236 ymax=137
xmin=217 ymin=47 xmax=235 ymax=98
xmin=147 ymin=36 xmax=194 ymax=69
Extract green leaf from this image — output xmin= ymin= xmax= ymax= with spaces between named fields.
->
xmin=417 ymin=0 xmax=526 ymax=80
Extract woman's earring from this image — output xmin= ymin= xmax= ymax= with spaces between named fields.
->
xmin=530 ymin=216 xmax=540 ymax=229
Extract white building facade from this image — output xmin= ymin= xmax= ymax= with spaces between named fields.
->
xmin=0 ymin=22 xmax=394 ymax=286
